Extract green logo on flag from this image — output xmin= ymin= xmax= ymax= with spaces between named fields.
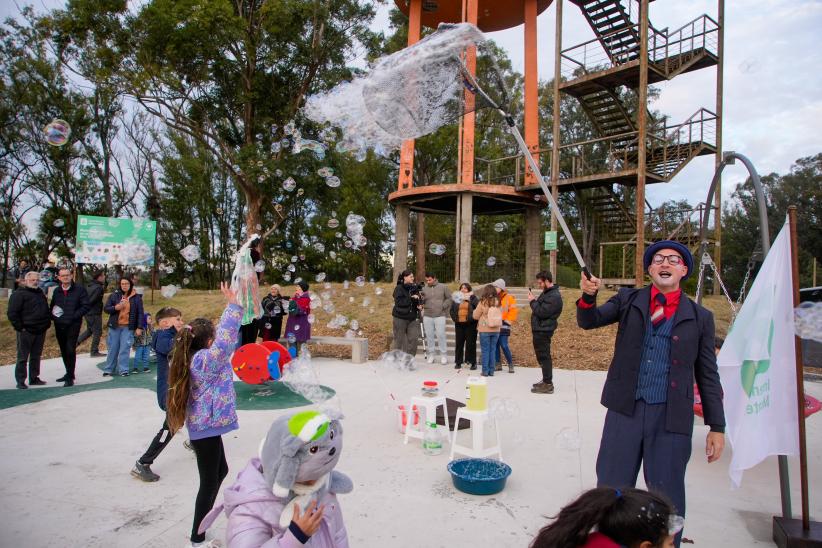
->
xmin=739 ymin=320 xmax=773 ymax=413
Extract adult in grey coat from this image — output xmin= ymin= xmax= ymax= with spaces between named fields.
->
xmin=421 ymin=272 xmax=451 ymax=364
xmin=528 ymin=270 xmax=563 ymax=394
xmin=77 ymin=270 xmax=106 ymax=357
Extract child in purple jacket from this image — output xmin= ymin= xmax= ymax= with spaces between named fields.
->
xmin=166 ymin=282 xmax=243 ymax=547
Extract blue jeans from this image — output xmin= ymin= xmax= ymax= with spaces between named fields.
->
xmin=495 ymin=331 xmax=513 ymax=366
xmin=134 ymin=345 xmax=151 ymax=371
xmin=479 ymin=332 xmax=500 ymax=376
xmin=105 ymin=327 xmax=134 ymax=374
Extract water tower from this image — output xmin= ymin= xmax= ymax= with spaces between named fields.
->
xmin=390 ymin=0 xmax=554 ymax=285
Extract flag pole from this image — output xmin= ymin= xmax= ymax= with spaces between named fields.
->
xmin=787 ymin=206 xmax=809 ymax=530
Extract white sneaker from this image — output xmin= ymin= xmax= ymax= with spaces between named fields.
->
xmin=191 ymin=539 xmax=222 ymax=548
xmin=426 ymin=355 xmax=434 ymax=364
xmin=440 ymin=356 xmax=447 ymax=365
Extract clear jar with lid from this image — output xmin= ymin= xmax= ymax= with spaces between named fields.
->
xmin=421 ymin=380 xmax=439 ymax=397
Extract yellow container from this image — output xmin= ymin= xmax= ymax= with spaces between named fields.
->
xmin=466 ymin=377 xmax=488 ymax=411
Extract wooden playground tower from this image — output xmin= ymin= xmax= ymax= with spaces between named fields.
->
xmin=390 ymin=0 xmax=724 ymax=287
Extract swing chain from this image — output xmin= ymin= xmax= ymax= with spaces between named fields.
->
xmin=699 ymin=252 xmax=738 ymax=321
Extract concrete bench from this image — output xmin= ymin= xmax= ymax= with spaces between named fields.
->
xmin=306 ymin=336 xmax=369 ymax=364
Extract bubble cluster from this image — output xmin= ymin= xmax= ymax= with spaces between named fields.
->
xmin=555 ymin=427 xmax=582 ymax=451
xmin=428 ymin=243 xmax=447 ymax=256
xmin=377 ymin=350 xmax=417 ymax=372
xmin=345 ymin=213 xmax=367 ymax=248
xmin=281 ymin=354 xmax=332 ymax=404
xmin=282 ymin=177 xmax=297 ymax=192
xmin=795 ymin=302 xmax=822 ymax=343
xmin=487 ymin=397 xmax=521 ymax=421
xmin=44 ymin=119 xmax=71 ymax=147
xmin=180 ymin=244 xmax=201 ymax=263
xmin=293 ymin=137 xmax=326 ymax=159
xmin=161 ymin=285 xmax=179 ymax=299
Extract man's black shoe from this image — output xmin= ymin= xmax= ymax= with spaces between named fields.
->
xmin=63 ymin=380 xmax=74 ymax=387
xmin=16 ymin=383 xmax=27 ymax=389
xmin=469 ymin=365 xmax=477 ymax=370
xmin=56 ymin=375 xmax=68 ymax=382
xmin=30 ymin=378 xmax=47 ymax=386
xmin=531 ymin=382 xmax=555 ymax=394
xmin=90 ymin=352 xmax=106 ymax=357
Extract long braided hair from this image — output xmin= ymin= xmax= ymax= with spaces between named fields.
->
xmin=166 ymin=317 xmax=215 ymax=433
xmin=530 ymin=487 xmax=675 ymax=548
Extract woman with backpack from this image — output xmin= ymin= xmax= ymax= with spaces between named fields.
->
xmin=472 ymin=284 xmax=502 ymax=377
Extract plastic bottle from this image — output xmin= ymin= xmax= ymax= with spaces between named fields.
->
xmin=422 ymin=421 xmax=444 ymax=455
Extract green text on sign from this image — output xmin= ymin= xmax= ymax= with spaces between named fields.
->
xmin=544 ymin=231 xmax=557 ymax=251
xmin=75 ymin=215 xmax=157 ymax=266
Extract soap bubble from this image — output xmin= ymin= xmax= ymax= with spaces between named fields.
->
xmin=451 ymin=290 xmax=464 ymax=304
xmin=291 ymin=256 xmax=298 ymax=263
xmin=180 ymin=244 xmax=201 ymax=263
xmin=494 ymin=222 xmax=507 ymax=233
xmin=335 ymin=232 xmax=343 ymax=239
xmin=254 ymin=260 xmax=266 ymax=273
xmin=287 ymin=333 xmax=297 ymax=344
xmin=294 ymin=277 xmax=303 ymax=285
xmin=182 ymin=278 xmax=190 ymax=285
xmin=488 ymin=397 xmax=521 ymax=421
xmin=486 ymin=256 xmax=496 ymax=267
xmin=293 ymin=138 xmax=326 ymax=159
xmin=313 ymin=242 xmax=325 ymax=253
xmin=329 ymin=251 xmax=337 ymax=259
xmin=215 ymin=207 xmax=224 ymax=215
xmin=293 ymin=324 xmax=300 ymax=331
xmin=161 ymin=285 xmax=178 ymax=298
xmin=53 ymin=219 xmax=65 ymax=228
xmin=307 ymin=313 xmax=316 ymax=324
xmin=283 ymin=121 xmax=296 ymax=135
xmin=345 ymin=329 xmax=356 ymax=339
xmin=355 ymin=276 xmax=366 ymax=287
xmin=287 ymin=264 xmax=296 ymax=272
xmin=52 ymin=306 xmax=64 ymax=318
xmin=327 ymin=218 xmax=340 ymax=229
xmin=428 ymin=243 xmax=446 ymax=255
xmin=350 ymin=319 xmax=360 ymax=330
xmin=322 ymin=302 xmax=335 ymax=314
xmin=165 ymin=266 xmax=175 ymax=274
xmin=299 ymin=254 xmax=306 ymax=261
xmin=376 ymin=350 xmax=416 ymax=372
xmin=283 ymin=273 xmax=292 ymax=282
xmin=343 ymin=240 xmax=353 ymax=248
xmin=296 ymin=188 xmax=305 ymax=196
xmin=315 ymin=272 xmax=326 ymax=282
xmin=317 ymin=167 xmax=334 ymax=177
xmin=362 ymin=297 xmax=371 ymax=307
xmin=375 ymin=287 xmax=384 ymax=296
xmin=795 ymin=302 xmax=822 ymax=342
xmin=281 ymin=354 xmax=332 ymax=405
xmin=555 ymin=428 xmax=582 ymax=451
xmin=325 ymin=176 xmax=341 ymax=188
xmin=282 ymin=177 xmax=297 ymax=192
xmin=44 ymin=119 xmax=71 ymax=146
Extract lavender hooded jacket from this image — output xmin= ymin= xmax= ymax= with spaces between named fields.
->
xmin=198 ymin=458 xmax=349 ymax=548
xmin=186 ymin=303 xmax=243 ymax=440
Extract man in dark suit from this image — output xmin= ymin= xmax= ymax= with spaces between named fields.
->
xmin=577 ymin=240 xmax=725 ymax=547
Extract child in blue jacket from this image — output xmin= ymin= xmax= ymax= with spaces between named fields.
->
xmin=130 ymin=306 xmax=183 ymax=482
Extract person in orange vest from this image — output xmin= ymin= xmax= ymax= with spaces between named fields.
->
xmin=491 ymin=279 xmax=518 ymax=374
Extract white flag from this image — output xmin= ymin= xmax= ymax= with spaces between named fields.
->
xmin=717 ymin=219 xmax=798 ymax=488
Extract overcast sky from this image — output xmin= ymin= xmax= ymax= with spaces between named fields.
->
xmin=4 ymin=0 xmax=821 ymax=210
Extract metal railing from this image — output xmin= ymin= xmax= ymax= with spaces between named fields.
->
xmin=561 ymin=13 xmax=719 ymax=79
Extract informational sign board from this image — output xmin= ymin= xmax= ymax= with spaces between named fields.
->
xmin=544 ymin=230 xmax=558 ymax=251
xmin=75 ymin=215 xmax=157 ymax=266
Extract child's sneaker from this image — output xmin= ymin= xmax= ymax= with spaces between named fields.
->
xmin=131 ymin=461 xmax=160 ymax=482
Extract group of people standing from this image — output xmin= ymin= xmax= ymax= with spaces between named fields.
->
xmin=7 ymin=266 xmax=154 ymax=388
xmin=391 ymin=270 xmax=564 ymax=391
xmin=238 ymin=281 xmax=313 ymax=355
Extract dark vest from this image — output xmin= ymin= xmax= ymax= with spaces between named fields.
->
xmin=635 ymin=315 xmax=674 ymax=404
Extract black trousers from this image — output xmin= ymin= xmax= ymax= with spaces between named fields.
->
xmin=239 ymin=319 xmax=259 ymax=346
xmin=259 ymin=316 xmax=284 ymax=342
xmin=138 ymin=418 xmax=174 ymax=465
xmin=454 ymin=322 xmax=477 ymax=367
xmin=532 ymin=331 xmax=554 ymax=383
xmin=190 ymin=435 xmax=229 ymax=542
xmin=77 ymin=314 xmax=103 ymax=354
xmin=15 ymin=330 xmax=46 ymax=384
xmin=55 ymin=322 xmax=81 ymax=379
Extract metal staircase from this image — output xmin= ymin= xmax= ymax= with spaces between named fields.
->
xmin=571 ymin=0 xmax=641 ymax=64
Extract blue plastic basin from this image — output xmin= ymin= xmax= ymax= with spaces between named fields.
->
xmin=447 ymin=458 xmax=512 ymax=495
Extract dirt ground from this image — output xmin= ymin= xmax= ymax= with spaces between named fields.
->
xmin=1 ymin=283 xmax=738 ymax=371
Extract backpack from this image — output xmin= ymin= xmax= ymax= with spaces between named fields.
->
xmin=486 ymin=306 xmax=503 ymax=328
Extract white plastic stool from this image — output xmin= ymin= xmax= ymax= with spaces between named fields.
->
xmin=449 ymin=408 xmax=503 ymax=461
xmin=403 ymin=395 xmax=450 ymax=445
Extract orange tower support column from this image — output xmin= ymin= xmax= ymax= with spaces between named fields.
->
xmin=523 ymin=0 xmax=540 ymax=183
xmin=397 ymin=0 xmax=422 ymax=191
xmin=459 ymin=0 xmax=478 ymax=184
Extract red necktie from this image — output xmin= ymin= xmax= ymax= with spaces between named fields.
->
xmin=651 ymin=293 xmax=666 ymax=328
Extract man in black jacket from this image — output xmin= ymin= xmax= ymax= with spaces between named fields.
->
xmin=577 ymin=240 xmax=725 ymax=547
xmin=7 ymin=271 xmax=51 ymax=389
xmin=77 ymin=269 xmax=106 ymax=357
xmin=50 ymin=267 xmax=90 ymax=387
xmin=528 ymin=270 xmax=563 ymax=394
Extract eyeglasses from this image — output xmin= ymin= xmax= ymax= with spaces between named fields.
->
xmin=652 ymin=253 xmax=683 ymax=266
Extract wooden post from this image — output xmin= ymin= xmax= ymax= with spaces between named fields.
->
xmin=456 ymin=194 xmax=473 ymax=282
xmin=634 ymin=0 xmax=649 ymax=287
xmin=523 ymin=0 xmax=540 ymax=184
xmin=397 ymin=0 xmax=422 ymax=191
xmin=712 ymin=0 xmax=724 ymax=294
xmin=549 ymin=0 xmax=563 ymax=281
xmin=788 ymin=206 xmax=810 ymax=531
xmin=393 ymin=204 xmax=410 ymax=282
